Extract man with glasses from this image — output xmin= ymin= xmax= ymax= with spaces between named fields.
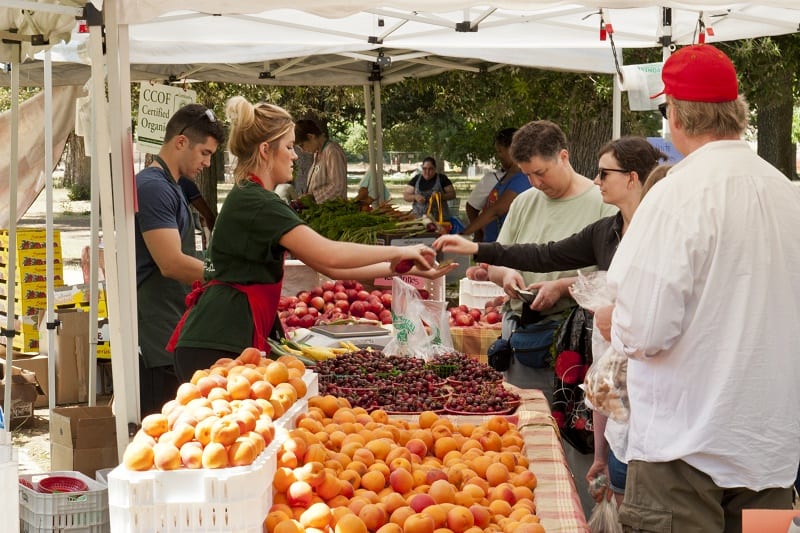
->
xmin=600 ymin=44 xmax=800 ymax=530
xmin=134 ymin=103 xmax=225 ymax=416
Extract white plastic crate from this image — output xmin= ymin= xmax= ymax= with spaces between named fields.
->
xmin=458 ymin=278 xmax=505 ymax=309
xmin=1 ymin=430 xmax=19 ymax=533
xmin=107 ymin=398 xmax=308 ymax=533
xmin=19 ymin=470 xmax=109 ymax=533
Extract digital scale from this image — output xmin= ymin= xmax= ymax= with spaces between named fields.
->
xmin=294 ymin=323 xmax=393 ymax=350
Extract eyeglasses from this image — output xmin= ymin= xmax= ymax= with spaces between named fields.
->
xmin=596 ymin=168 xmax=630 ymax=181
xmin=658 ymin=102 xmax=668 ymax=120
xmin=178 ymin=108 xmax=217 ymax=137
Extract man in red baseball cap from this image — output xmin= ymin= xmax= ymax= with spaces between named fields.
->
xmin=598 ymin=43 xmax=800 ymax=531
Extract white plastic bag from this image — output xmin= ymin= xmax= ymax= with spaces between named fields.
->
xmin=587 ymin=491 xmax=623 ymax=533
xmin=383 ymin=277 xmax=452 ymax=361
xmin=570 ymin=270 xmax=630 ymax=423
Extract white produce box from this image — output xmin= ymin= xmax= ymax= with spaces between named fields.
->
xmin=458 ymin=278 xmax=505 ymax=309
xmin=1 ymin=430 xmax=19 ymax=533
xmin=19 ymin=470 xmax=109 ymax=533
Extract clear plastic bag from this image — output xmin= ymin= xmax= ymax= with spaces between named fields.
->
xmin=383 ymin=277 xmax=452 ymax=361
xmin=587 ymin=489 xmax=623 ymax=533
xmin=570 ymin=270 xmax=630 ymax=423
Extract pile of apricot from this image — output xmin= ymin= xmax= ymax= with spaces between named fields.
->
xmin=123 ymin=348 xmax=308 ymax=471
xmin=266 ymin=396 xmax=544 ymax=533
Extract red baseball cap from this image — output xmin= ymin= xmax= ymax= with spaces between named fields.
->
xmin=651 ymin=44 xmax=738 ymax=102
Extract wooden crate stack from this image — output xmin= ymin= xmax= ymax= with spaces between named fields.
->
xmin=0 ymin=229 xmax=64 ymax=353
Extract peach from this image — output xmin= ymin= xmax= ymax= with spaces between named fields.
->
xmin=180 ymin=441 xmax=203 ymax=469
xmin=287 ymin=480 xmax=313 ymax=508
xmin=228 ymin=436 xmax=258 ymax=466
xmin=210 ymin=417 xmax=241 ymax=446
xmin=123 ymin=440 xmax=154 ymax=471
xmin=446 ymin=505 xmax=474 ymax=533
xmin=140 ymin=413 xmax=169 ymax=438
xmin=202 ymin=441 xmax=229 ymax=469
xmin=409 ymin=493 xmax=436 ymax=513
xmin=402 ymin=512 xmax=436 ymax=533
xmin=153 ymin=442 xmax=181 ymax=471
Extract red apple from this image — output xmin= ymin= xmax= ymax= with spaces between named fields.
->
xmin=350 ymin=301 xmax=366 ymax=317
xmin=310 ymin=286 xmax=323 ymax=297
xmin=380 ymin=293 xmax=393 ymax=307
xmin=455 ymin=313 xmax=474 ymax=327
xmin=485 ymin=311 xmax=502 ymax=324
xmin=469 ymin=308 xmax=482 ymax=322
xmin=297 ymin=291 xmax=311 ymax=303
xmin=321 ymin=280 xmax=336 ymax=292
xmin=310 ymin=296 xmax=325 ymax=311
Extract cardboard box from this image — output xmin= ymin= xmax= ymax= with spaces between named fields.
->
xmin=0 ymin=312 xmax=40 ymax=353
xmin=38 ymin=309 xmax=90 ymax=404
xmin=0 ymin=363 xmax=43 ymax=425
xmin=50 ymin=406 xmax=118 ymax=478
xmin=9 ymin=353 xmax=49 ymax=408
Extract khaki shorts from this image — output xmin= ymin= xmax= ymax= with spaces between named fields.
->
xmin=619 ymin=460 xmax=792 ymax=533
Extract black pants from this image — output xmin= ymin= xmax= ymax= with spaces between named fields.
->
xmin=173 ymin=347 xmax=239 ymax=383
xmin=138 ymin=358 xmax=180 ymax=417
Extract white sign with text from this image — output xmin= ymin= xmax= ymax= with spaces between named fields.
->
xmin=135 ymin=83 xmax=196 ymax=154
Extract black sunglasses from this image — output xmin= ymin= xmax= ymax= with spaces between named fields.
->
xmin=178 ymin=108 xmax=217 ymax=137
xmin=597 ymin=168 xmax=629 ymax=181
xmin=658 ymin=102 xmax=668 ymax=120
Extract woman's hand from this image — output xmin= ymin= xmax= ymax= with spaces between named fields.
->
xmin=501 ymin=270 xmax=527 ymax=299
xmin=432 ymin=235 xmax=478 ymax=255
xmin=390 ymin=244 xmax=436 ymax=272
xmin=528 ymin=280 xmax=563 ymax=312
xmin=410 ymin=261 xmax=459 ymax=279
xmin=585 ymin=459 xmax=611 ymax=502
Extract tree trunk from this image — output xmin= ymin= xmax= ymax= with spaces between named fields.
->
xmin=63 ymin=131 xmax=91 ymax=188
xmin=566 ymin=114 xmax=613 ymax=178
xmin=196 ymin=145 xmax=225 ymax=214
xmin=756 ymin=81 xmax=796 ymax=179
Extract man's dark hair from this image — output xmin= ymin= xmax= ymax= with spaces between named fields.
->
xmin=294 ymin=119 xmax=324 ymax=143
xmin=494 ymin=127 xmax=517 ymax=148
xmin=510 ymin=120 xmax=568 ymax=163
xmin=164 ymin=104 xmax=225 ymax=146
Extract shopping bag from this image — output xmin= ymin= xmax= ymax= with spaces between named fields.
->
xmin=384 ymin=276 xmax=452 ymax=361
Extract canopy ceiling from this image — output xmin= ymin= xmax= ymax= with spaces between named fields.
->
xmin=2 ymin=2 xmax=800 ymax=87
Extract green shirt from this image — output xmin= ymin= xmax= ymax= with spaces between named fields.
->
xmin=176 ymin=181 xmax=305 ymax=352
xmin=497 ymin=184 xmax=617 ymax=316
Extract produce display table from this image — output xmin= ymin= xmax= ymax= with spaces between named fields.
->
xmin=449 ymin=324 xmax=502 ymax=365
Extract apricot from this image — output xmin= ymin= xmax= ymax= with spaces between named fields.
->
xmin=273 ymin=519 xmax=304 ymax=533
xmin=209 ymin=417 xmax=240 ymax=446
xmin=403 ymin=512 xmax=436 ymax=533
xmin=180 ymin=441 xmax=203 ymax=469
xmin=334 ymin=513 xmax=368 ymax=533
xmin=228 ymin=436 xmax=258 ymax=466
xmin=486 ymin=462 xmax=510 ymax=486
xmin=153 ymin=442 xmax=181 ymax=471
xmin=140 ymin=413 xmax=169 ymax=438
xmin=176 ymin=382 xmax=202 ymax=405
xmin=445 ymin=505 xmax=474 ymax=533
xmin=299 ymin=501 xmax=332 ymax=529
xmin=418 ymin=411 xmax=439 ymax=429
xmin=377 ymin=524 xmax=404 ymax=533
xmin=359 ymin=503 xmax=389 ymax=531
xmin=389 ymin=467 xmax=414 ymax=494
xmin=265 ymin=361 xmax=290 ymax=386
xmin=360 ymin=470 xmax=387 ymax=493
xmin=421 ymin=504 xmax=447 ymax=528
xmin=428 ymin=479 xmax=456 ymax=504
xmin=237 ymin=347 xmax=263 ymax=366
xmin=202 ymin=441 xmax=229 ymax=469
xmin=207 ymin=387 xmax=232 ymax=402
xmin=123 ymin=440 xmax=154 ymax=471
xmin=287 ymin=480 xmax=313 ymax=508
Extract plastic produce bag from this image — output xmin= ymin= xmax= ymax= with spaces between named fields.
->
xmin=384 ymin=276 xmax=452 ymax=361
xmin=587 ymin=494 xmax=623 ymax=533
xmin=570 ymin=270 xmax=630 ymax=423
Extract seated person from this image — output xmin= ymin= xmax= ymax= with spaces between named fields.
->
xmin=402 ymin=157 xmax=456 ymax=219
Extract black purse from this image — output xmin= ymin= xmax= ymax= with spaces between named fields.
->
xmin=487 ymin=337 xmax=513 ymax=372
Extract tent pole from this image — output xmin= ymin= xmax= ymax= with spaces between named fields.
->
xmin=43 ymin=50 xmax=59 ymax=411
xmin=3 ymin=44 xmax=20 ymax=428
xmin=612 ymin=58 xmax=622 ymax=140
xmin=661 ymin=7 xmax=673 ymax=140
xmin=373 ymin=80 xmax=384 ymax=204
xmin=363 ymin=84 xmax=380 ymax=205
xmin=103 ymin=0 xmax=141 ymax=456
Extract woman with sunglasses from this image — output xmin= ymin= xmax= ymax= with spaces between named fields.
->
xmin=168 ymin=97 xmax=454 ymax=379
xmin=434 ymin=136 xmax=668 ymax=506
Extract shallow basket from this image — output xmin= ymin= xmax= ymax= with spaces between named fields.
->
xmin=19 ymin=470 xmax=109 ymax=533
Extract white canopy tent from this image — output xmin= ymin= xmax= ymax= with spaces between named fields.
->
xmin=1 ymin=1 xmax=799 ymax=458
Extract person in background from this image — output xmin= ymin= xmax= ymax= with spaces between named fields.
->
xmin=599 ymin=44 xmax=800 ymax=531
xmin=170 ymin=97 xmax=456 ymax=380
xmin=294 ymin=119 xmax=348 ymax=203
xmin=464 ymin=169 xmax=500 ymax=243
xmin=403 ymin=156 xmax=456 ymax=219
xmin=292 ymin=145 xmax=314 ymax=195
xmin=355 ymin=166 xmax=391 ymax=207
xmin=178 ymin=176 xmax=216 ymax=250
xmin=459 ymin=127 xmax=531 ymax=242
xmin=435 ymin=137 xmax=667 ymax=511
xmin=134 ymin=103 xmax=225 ymax=416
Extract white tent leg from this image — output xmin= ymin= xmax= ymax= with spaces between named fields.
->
xmin=43 ymin=50 xmax=59 ymax=411
xmin=612 ymin=72 xmax=621 ymax=140
xmin=3 ymin=44 xmax=20 ymax=427
xmin=373 ymin=80 xmax=384 ymax=202
xmin=103 ymin=0 xmax=141 ymax=457
xmin=362 ymin=84 xmax=380 ymax=204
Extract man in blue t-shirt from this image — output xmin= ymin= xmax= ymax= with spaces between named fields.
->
xmin=134 ymin=104 xmax=225 ymax=416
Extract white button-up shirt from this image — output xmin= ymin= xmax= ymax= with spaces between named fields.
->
xmin=608 ymin=140 xmax=800 ymax=490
